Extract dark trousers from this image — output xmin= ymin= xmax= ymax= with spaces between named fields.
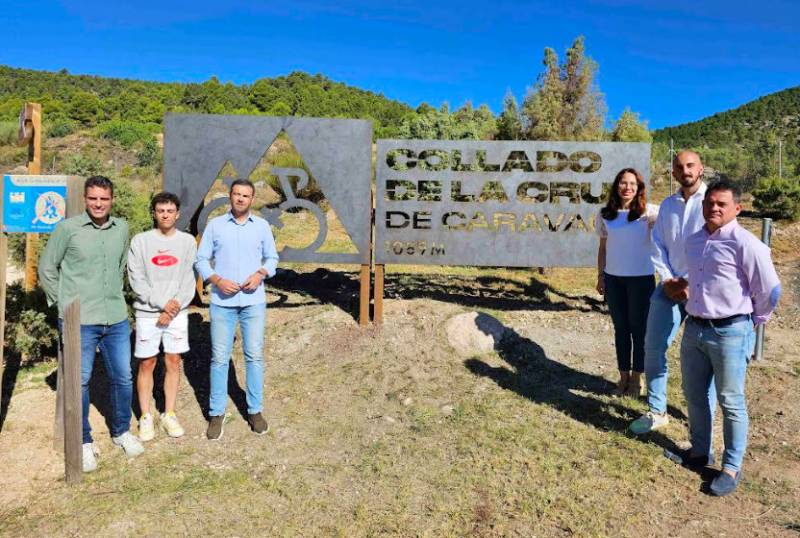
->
xmin=604 ymin=273 xmax=655 ymax=372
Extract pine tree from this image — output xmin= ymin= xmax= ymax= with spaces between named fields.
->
xmin=611 ymin=108 xmax=652 ymax=142
xmin=562 ymin=36 xmax=605 ymax=140
xmin=520 ymin=36 xmax=607 ymax=141
xmin=522 ymin=47 xmax=563 ymax=140
xmin=496 ymin=90 xmax=522 ymax=140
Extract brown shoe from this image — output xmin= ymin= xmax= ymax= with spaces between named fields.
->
xmin=625 ymin=372 xmax=643 ymax=398
xmin=247 ymin=412 xmax=270 ymax=435
xmin=207 ymin=415 xmax=225 ymax=441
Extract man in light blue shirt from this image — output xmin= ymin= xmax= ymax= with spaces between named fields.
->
xmin=629 ymin=151 xmax=715 ymax=437
xmin=195 ymin=179 xmax=279 ymax=440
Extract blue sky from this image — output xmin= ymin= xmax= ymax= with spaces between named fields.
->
xmin=2 ymin=0 xmax=799 ymax=129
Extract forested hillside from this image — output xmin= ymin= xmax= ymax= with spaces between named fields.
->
xmin=0 ymin=65 xmax=415 ymax=138
xmin=652 ymin=86 xmax=800 ymax=184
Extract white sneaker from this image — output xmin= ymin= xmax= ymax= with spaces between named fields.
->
xmin=160 ymin=412 xmax=185 ymax=438
xmin=629 ymin=411 xmax=669 ymax=435
xmin=82 ymin=442 xmax=99 ymax=473
xmin=112 ymin=431 xmax=145 ymax=458
xmin=139 ymin=413 xmax=155 ymax=442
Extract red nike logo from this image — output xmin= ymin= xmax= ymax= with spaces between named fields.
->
xmin=151 ymin=254 xmax=178 ymax=267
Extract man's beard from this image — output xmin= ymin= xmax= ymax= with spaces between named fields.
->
xmin=678 ymin=174 xmax=699 ymax=188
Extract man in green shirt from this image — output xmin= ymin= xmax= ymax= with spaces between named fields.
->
xmin=39 ymin=176 xmax=144 ymax=472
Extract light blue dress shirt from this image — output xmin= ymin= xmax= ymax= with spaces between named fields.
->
xmin=195 ymin=211 xmax=279 ymax=307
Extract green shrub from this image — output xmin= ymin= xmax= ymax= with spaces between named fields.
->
xmin=7 ymin=234 xmax=27 ymax=267
xmin=4 ymin=284 xmax=58 ymax=364
xmin=0 ymin=120 xmax=17 ymax=145
xmin=136 ymin=136 xmax=160 ymax=167
xmin=113 ymin=178 xmax=153 ymax=236
xmin=752 ymin=176 xmax=800 ymax=220
xmin=68 ymin=91 xmax=101 ymax=126
xmin=97 ymin=120 xmax=159 ymax=148
xmin=61 ymin=152 xmax=109 ymax=177
xmin=47 ymin=118 xmax=78 ymax=138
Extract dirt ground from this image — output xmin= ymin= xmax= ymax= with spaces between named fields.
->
xmin=0 ymin=220 xmax=798 ymax=537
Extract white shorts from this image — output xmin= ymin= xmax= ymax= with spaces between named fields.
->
xmin=134 ymin=311 xmax=190 ymax=359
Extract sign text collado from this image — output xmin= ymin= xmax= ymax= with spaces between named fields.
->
xmin=375 ymin=140 xmax=651 ymax=267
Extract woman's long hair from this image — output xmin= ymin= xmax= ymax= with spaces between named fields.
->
xmin=600 ymin=168 xmax=647 ymax=222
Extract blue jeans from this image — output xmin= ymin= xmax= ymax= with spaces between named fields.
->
xmin=209 ymin=303 xmax=266 ymax=417
xmin=644 ymin=283 xmax=717 ymax=415
xmin=61 ymin=319 xmax=133 ymax=444
xmin=681 ymin=317 xmax=755 ymax=473
xmin=604 ymin=273 xmax=655 ymax=372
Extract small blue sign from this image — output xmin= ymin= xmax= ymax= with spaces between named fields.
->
xmin=3 ymin=175 xmax=68 ymax=233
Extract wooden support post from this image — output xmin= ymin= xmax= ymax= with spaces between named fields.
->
xmin=62 ymin=299 xmax=82 ymax=485
xmin=191 ymin=202 xmax=206 ymax=305
xmin=23 ymin=103 xmax=42 ymax=292
xmin=24 ymin=235 xmax=39 ymax=292
xmin=195 ymin=233 xmax=205 ymax=302
xmin=54 ymin=177 xmax=85 ymax=449
xmin=359 ymin=264 xmax=370 ymax=326
xmin=374 ymin=264 xmax=384 ymax=325
xmin=358 ymin=188 xmax=374 ymax=326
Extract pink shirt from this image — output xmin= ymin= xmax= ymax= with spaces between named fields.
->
xmin=685 ymin=219 xmax=781 ymax=325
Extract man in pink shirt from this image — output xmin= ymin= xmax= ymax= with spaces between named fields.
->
xmin=672 ymin=179 xmax=781 ymax=496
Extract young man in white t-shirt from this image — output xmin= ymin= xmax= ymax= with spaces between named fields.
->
xmin=127 ymin=192 xmax=198 ymax=440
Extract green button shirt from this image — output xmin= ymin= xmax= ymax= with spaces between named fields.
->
xmin=38 ymin=212 xmax=130 ymax=325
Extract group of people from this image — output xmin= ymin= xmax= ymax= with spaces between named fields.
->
xmin=595 ymin=150 xmax=781 ymax=496
xmin=37 ymin=150 xmax=781 ymax=498
xmin=38 ymin=176 xmax=278 ymax=473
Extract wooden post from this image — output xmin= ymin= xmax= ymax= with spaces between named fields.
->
xmin=374 ymin=264 xmax=384 ymax=325
xmin=53 ymin=177 xmax=85 ymax=449
xmin=23 ymin=103 xmax=42 ymax=292
xmin=62 ymin=299 xmax=82 ymax=485
xmin=191 ymin=202 xmax=206 ymax=305
xmin=359 ymin=189 xmax=374 ymax=326
xmin=195 ymin=236 xmax=205 ymax=301
xmin=359 ymin=264 xmax=370 ymax=326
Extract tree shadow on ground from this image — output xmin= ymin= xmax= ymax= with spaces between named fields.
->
xmin=268 ymin=268 xmax=605 ymax=324
xmin=0 ymin=354 xmax=23 ymax=432
xmin=45 ymin=353 xmax=116 ymax=436
xmin=40 ymin=314 xmax=250 ymax=436
xmin=182 ymin=313 xmax=248 ymax=421
xmin=463 ymin=314 xmax=715 ymax=486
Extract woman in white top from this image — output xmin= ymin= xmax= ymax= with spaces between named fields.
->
xmin=596 ymin=168 xmax=658 ymax=397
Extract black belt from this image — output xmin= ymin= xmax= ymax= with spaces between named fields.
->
xmin=688 ymin=314 xmax=751 ymax=328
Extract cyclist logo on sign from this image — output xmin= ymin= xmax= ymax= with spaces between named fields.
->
xmin=164 ymin=114 xmax=372 ymax=265
xmin=196 ymin=167 xmax=327 ymax=256
xmin=32 ymin=191 xmax=66 ymax=225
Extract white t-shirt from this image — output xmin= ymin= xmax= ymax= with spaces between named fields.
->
xmin=596 ymin=204 xmax=659 ymax=277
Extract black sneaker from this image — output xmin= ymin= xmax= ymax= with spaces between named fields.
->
xmin=247 ymin=412 xmax=269 ymax=435
xmin=207 ymin=415 xmax=225 ymax=441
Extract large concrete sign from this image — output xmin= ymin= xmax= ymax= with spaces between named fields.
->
xmin=375 ymin=140 xmax=650 ymax=267
xmin=163 ymin=114 xmax=372 ymax=264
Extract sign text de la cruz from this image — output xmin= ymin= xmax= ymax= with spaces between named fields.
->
xmin=375 ymin=140 xmax=651 ymax=267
